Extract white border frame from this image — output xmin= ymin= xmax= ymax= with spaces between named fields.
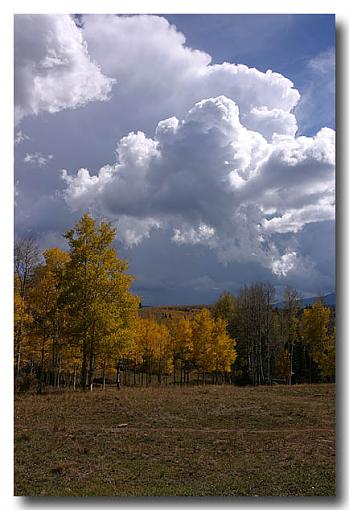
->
xmin=1 ymin=2 xmax=346 ymax=509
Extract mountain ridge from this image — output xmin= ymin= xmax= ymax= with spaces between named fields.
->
xmin=274 ymin=292 xmax=336 ymax=309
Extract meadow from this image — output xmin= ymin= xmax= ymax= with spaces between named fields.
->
xmin=14 ymin=383 xmax=335 ymax=497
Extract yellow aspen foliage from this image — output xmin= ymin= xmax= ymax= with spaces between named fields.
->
xmin=28 ymin=265 xmax=58 ymax=358
xmin=211 ymin=317 xmax=237 ymax=372
xmin=301 ymin=301 xmax=335 ymax=380
xmin=127 ymin=318 xmax=146 ymax=367
xmin=211 ymin=291 xmax=235 ymax=338
xmin=14 ymin=275 xmax=33 ymax=371
xmin=170 ymin=316 xmax=193 ymax=366
xmin=191 ymin=309 xmax=215 ymax=373
xmin=134 ymin=318 xmax=173 ymax=377
xmin=26 ymin=248 xmax=70 ymax=390
xmin=62 ymin=213 xmax=139 ymax=388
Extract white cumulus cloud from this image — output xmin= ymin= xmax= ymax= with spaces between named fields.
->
xmin=271 ymin=251 xmax=297 ymax=277
xmin=81 ymin=14 xmax=300 ymax=140
xmin=14 ymin=14 xmax=115 ymax=125
xmin=61 ymin=95 xmax=335 ymax=277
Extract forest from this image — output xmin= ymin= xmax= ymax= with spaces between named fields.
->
xmin=14 ymin=213 xmax=336 ymax=393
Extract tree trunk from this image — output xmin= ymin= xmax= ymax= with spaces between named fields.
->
xmin=89 ymin=351 xmax=94 ymax=391
xmin=147 ymin=361 xmax=152 ymax=386
xmin=38 ymin=327 xmax=46 ymax=395
xmin=17 ymin=343 xmax=22 ymax=376
xmin=81 ymin=333 xmax=88 ymax=390
xmin=116 ymin=361 xmax=121 ymax=390
xmin=57 ymin=357 xmax=61 ymax=389
xmin=288 ymin=343 xmax=294 ymax=385
xmin=102 ymin=361 xmax=106 ymax=390
xmin=309 ymin=355 xmax=312 ymax=384
xmin=88 ymin=324 xmax=96 ymax=391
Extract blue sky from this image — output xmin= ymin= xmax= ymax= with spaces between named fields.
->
xmin=164 ymin=14 xmax=335 ymax=135
xmin=14 ymin=14 xmax=335 ymax=305
xmin=164 ymin=15 xmax=334 ymax=73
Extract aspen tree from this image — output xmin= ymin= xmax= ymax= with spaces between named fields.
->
xmin=170 ymin=316 xmax=193 ymax=383
xmin=211 ymin=291 xmax=235 ymax=337
xmin=211 ymin=317 xmax=237 ymax=377
xmin=14 ymin=275 xmax=32 ymax=376
xmin=301 ymin=301 xmax=335 ymax=381
xmin=43 ymin=248 xmax=70 ymax=386
xmin=135 ymin=318 xmax=172 ymax=384
xmin=62 ymin=214 xmax=138 ymax=390
xmin=14 ymin=238 xmax=39 ymax=375
xmin=191 ymin=309 xmax=214 ymax=383
xmin=283 ymin=286 xmax=301 ymax=385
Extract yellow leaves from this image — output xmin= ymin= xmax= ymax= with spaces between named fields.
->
xmin=14 ymin=214 xmax=239 ymax=386
xmin=187 ymin=309 xmax=237 ymax=373
xmin=301 ymin=301 xmax=335 ymax=379
xmin=14 ymin=279 xmax=33 ymax=366
xmin=302 ymin=301 xmax=331 ymax=344
xmin=211 ymin=291 xmax=235 ymax=323
xmin=170 ymin=316 xmax=193 ymax=362
xmin=134 ymin=319 xmax=173 ymax=375
xmin=62 ymin=213 xmax=139 ymax=381
xmin=191 ymin=309 xmax=214 ymax=371
xmin=43 ymin=247 xmax=70 ymax=270
xmin=212 ymin=318 xmax=237 ymax=372
xmin=14 ymin=281 xmax=31 ymax=328
xmin=129 ymin=310 xmax=237 ymax=378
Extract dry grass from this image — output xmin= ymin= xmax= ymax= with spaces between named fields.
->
xmin=14 ymin=384 xmax=335 ymax=496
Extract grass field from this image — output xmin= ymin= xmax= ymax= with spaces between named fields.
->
xmin=14 ymin=384 xmax=336 ymax=496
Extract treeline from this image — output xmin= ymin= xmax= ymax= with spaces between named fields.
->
xmin=14 ymin=214 xmax=237 ymax=392
xmin=212 ymin=287 xmax=335 ymax=386
xmin=14 ymin=214 xmax=335 ymax=393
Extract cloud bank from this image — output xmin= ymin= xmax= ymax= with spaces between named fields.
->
xmin=62 ymin=95 xmax=335 ymax=276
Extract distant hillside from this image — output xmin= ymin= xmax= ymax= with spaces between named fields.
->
xmin=302 ymin=292 xmax=336 ymax=307
xmin=141 ymin=293 xmax=336 ymax=315
xmin=139 ymin=304 xmax=209 ymax=321
xmin=274 ymin=292 xmax=336 ymax=309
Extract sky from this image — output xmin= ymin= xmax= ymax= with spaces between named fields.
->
xmin=14 ymin=13 xmax=336 ymax=305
